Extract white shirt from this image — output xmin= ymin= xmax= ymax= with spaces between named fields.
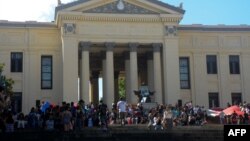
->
xmin=117 ymin=100 xmax=127 ymax=112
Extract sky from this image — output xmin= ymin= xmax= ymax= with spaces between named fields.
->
xmin=0 ymin=0 xmax=250 ymax=25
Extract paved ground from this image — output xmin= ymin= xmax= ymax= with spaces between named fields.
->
xmin=106 ymin=123 xmax=224 ymax=131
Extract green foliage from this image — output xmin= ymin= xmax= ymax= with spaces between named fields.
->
xmin=0 ymin=63 xmax=4 ymax=72
xmin=118 ymin=77 xmax=126 ymax=99
xmin=0 ymin=63 xmax=14 ymax=95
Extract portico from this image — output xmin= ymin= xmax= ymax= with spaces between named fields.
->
xmin=78 ymin=42 xmax=164 ymax=105
xmin=58 ymin=0 xmax=184 ymax=108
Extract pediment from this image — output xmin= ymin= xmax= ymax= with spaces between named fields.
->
xmin=55 ymin=0 xmax=185 ymax=16
xmin=83 ymin=1 xmax=159 ymax=14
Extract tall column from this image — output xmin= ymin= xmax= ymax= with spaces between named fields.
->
xmin=91 ymin=71 xmax=99 ymax=105
xmin=153 ymin=43 xmax=163 ymax=104
xmin=80 ymin=42 xmax=91 ymax=103
xmin=104 ymin=42 xmax=115 ymax=109
xmin=114 ymin=71 xmax=120 ymax=103
xmin=124 ymin=52 xmax=131 ymax=102
xmin=129 ymin=43 xmax=139 ymax=104
xmin=163 ymin=37 xmax=180 ymax=105
xmin=62 ymin=37 xmax=78 ymax=103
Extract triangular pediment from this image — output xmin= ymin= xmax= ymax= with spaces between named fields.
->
xmin=55 ymin=0 xmax=185 ymax=16
xmin=83 ymin=1 xmax=159 ymax=14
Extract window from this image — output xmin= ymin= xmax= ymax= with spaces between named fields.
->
xmin=229 ymin=55 xmax=240 ymax=74
xmin=231 ymin=93 xmax=242 ymax=105
xmin=179 ymin=57 xmax=190 ymax=89
xmin=11 ymin=52 xmax=23 ymax=72
xmin=41 ymin=56 xmax=52 ymax=89
xmin=208 ymin=93 xmax=219 ymax=108
xmin=11 ymin=92 xmax=22 ymax=113
xmin=206 ymin=55 xmax=217 ymax=74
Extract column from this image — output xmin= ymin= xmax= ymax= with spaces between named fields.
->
xmin=80 ymin=41 xmax=91 ymax=103
xmin=104 ymin=42 xmax=115 ymax=109
xmin=153 ymin=43 xmax=163 ymax=104
xmin=62 ymin=37 xmax=78 ymax=103
xmin=91 ymin=71 xmax=99 ymax=105
xmin=124 ymin=52 xmax=131 ymax=102
xmin=114 ymin=71 xmax=120 ymax=103
xmin=129 ymin=43 xmax=139 ymax=104
xmin=162 ymin=38 xmax=180 ymax=105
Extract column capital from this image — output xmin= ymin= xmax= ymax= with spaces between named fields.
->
xmin=129 ymin=42 xmax=139 ymax=52
xmin=152 ymin=43 xmax=162 ymax=52
xmin=105 ymin=42 xmax=115 ymax=51
xmin=80 ymin=41 xmax=91 ymax=51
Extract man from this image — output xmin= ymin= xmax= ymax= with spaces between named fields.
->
xmin=117 ymin=97 xmax=127 ymax=126
xmin=98 ymin=100 xmax=108 ymax=131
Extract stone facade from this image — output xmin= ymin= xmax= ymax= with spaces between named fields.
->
xmin=0 ymin=0 xmax=250 ymax=114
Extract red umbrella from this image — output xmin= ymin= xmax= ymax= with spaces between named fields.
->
xmin=223 ymin=105 xmax=242 ymax=115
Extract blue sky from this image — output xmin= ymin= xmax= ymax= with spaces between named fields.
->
xmin=0 ymin=0 xmax=249 ymax=25
xmin=164 ymin=0 xmax=250 ymax=25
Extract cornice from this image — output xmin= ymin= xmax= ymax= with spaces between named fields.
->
xmin=57 ymin=13 xmax=182 ymax=24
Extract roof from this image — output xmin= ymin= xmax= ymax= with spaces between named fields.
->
xmin=0 ymin=20 xmax=56 ymax=28
xmin=145 ymin=0 xmax=185 ymax=14
xmin=178 ymin=25 xmax=250 ymax=32
xmin=54 ymin=0 xmax=185 ymax=19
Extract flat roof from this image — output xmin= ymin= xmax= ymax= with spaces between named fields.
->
xmin=178 ymin=24 xmax=250 ymax=32
xmin=0 ymin=20 xmax=56 ymax=28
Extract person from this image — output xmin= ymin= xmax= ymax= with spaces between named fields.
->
xmin=5 ymin=112 xmax=14 ymax=132
xmin=243 ymin=111 xmax=249 ymax=124
xmin=219 ymin=111 xmax=225 ymax=124
xmin=62 ymin=106 xmax=72 ymax=132
xmin=117 ymin=97 xmax=127 ymax=126
xmin=17 ymin=112 xmax=26 ymax=129
xmin=98 ymin=100 xmax=108 ymax=131
xmin=163 ymin=107 xmax=173 ymax=129
xmin=45 ymin=115 xmax=54 ymax=131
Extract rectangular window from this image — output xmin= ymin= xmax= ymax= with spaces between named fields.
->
xmin=11 ymin=92 xmax=22 ymax=113
xmin=208 ymin=93 xmax=219 ymax=108
xmin=11 ymin=52 xmax=23 ymax=72
xmin=41 ymin=56 xmax=52 ymax=89
xmin=206 ymin=55 xmax=217 ymax=74
xmin=229 ymin=55 xmax=240 ymax=74
xmin=231 ymin=93 xmax=242 ymax=105
xmin=179 ymin=57 xmax=190 ymax=89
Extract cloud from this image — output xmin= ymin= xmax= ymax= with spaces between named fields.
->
xmin=0 ymin=0 xmax=76 ymax=22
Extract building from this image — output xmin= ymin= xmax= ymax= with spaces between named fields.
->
xmin=0 ymin=0 xmax=250 ymax=114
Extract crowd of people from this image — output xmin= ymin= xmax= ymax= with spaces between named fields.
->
xmin=1 ymin=94 xmax=249 ymax=133
xmin=219 ymin=102 xmax=250 ymax=125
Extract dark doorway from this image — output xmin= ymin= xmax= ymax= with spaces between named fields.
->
xmin=11 ymin=92 xmax=22 ymax=113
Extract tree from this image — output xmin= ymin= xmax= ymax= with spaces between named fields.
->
xmin=0 ymin=63 xmax=14 ymax=111
xmin=118 ymin=77 xmax=126 ymax=99
xmin=0 ymin=63 xmax=14 ymax=95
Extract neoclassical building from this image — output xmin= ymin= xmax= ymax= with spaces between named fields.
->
xmin=0 ymin=0 xmax=250 ymax=114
